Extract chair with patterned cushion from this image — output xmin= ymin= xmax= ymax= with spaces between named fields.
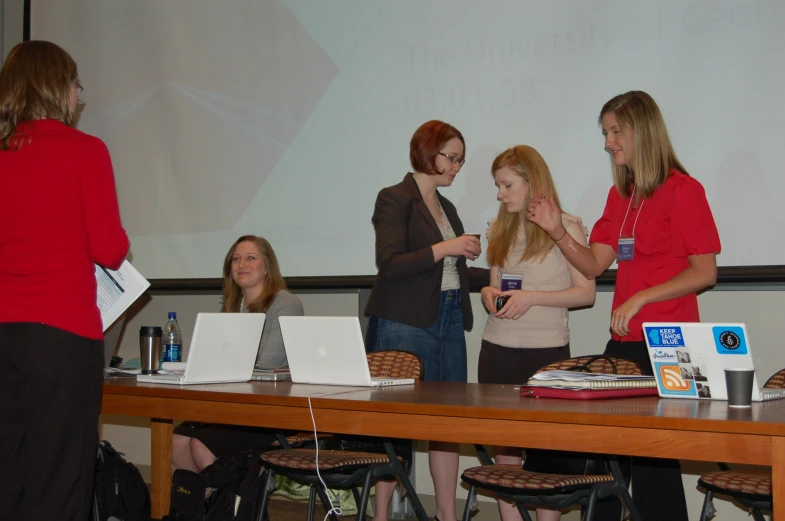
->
xmin=254 ymin=350 xmax=427 ymax=521
xmin=536 ymin=355 xmax=643 ymax=376
xmin=696 ymin=368 xmax=785 ymax=521
xmin=461 ymin=355 xmax=645 ymax=521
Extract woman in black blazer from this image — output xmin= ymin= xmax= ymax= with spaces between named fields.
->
xmin=365 ymin=120 xmax=489 ymax=521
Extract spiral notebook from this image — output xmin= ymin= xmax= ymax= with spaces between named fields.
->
xmin=526 ymin=370 xmax=657 ymax=389
xmin=521 ymin=370 xmax=658 ymax=399
xmin=520 ymin=386 xmax=659 ymax=399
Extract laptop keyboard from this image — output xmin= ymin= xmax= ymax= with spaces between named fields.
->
xmin=759 ymin=388 xmax=785 ymax=400
xmin=148 ymin=373 xmax=184 ymax=382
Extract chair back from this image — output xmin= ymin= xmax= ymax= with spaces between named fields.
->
xmin=764 ymin=368 xmax=785 ymax=389
xmin=366 ymin=350 xmax=424 ymax=380
xmin=535 ymin=355 xmax=643 ymax=376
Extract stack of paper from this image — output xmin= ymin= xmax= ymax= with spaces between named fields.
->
xmin=95 ymin=260 xmax=150 ymax=331
xmin=528 ymin=370 xmax=656 ymax=390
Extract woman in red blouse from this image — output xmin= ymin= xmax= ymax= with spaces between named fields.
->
xmin=0 ymin=41 xmax=129 ymax=521
xmin=528 ymin=90 xmax=720 ymax=521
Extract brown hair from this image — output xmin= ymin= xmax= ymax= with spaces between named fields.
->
xmin=599 ymin=90 xmax=689 ymax=200
xmin=220 ymin=236 xmax=287 ymax=313
xmin=409 ymin=120 xmax=465 ymax=175
xmin=0 ymin=41 xmax=79 ymax=150
xmin=486 ymin=146 xmax=563 ymax=266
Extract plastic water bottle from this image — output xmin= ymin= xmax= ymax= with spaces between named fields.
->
xmin=162 ymin=312 xmax=182 ymax=363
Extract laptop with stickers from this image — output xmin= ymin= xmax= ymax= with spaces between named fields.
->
xmin=279 ymin=316 xmax=415 ymax=387
xmin=136 ymin=313 xmax=265 ymax=385
xmin=643 ymin=322 xmax=785 ymax=402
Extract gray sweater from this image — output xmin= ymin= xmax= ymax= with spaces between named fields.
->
xmin=255 ymin=290 xmax=304 ymax=368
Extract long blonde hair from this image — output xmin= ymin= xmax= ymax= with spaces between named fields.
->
xmin=599 ymin=91 xmax=689 ymax=201
xmin=0 ymin=41 xmax=79 ymax=150
xmin=486 ymin=145 xmax=562 ymax=266
xmin=220 ymin=236 xmax=287 ymax=313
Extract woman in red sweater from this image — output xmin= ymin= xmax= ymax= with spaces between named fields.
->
xmin=528 ymin=90 xmax=720 ymax=521
xmin=0 ymin=41 xmax=129 ymax=521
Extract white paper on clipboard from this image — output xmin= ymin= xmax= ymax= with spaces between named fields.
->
xmin=95 ymin=260 xmax=150 ymax=331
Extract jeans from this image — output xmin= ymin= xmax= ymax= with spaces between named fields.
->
xmin=369 ymin=289 xmax=467 ymax=382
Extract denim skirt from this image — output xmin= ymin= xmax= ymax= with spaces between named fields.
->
xmin=368 ymin=289 xmax=467 ymax=382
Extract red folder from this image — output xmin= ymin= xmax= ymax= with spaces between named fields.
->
xmin=520 ymin=386 xmax=659 ymax=400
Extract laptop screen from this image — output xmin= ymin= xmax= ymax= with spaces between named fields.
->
xmin=644 ymin=322 xmax=758 ymax=400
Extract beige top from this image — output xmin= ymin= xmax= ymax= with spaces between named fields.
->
xmin=482 ymin=214 xmax=587 ymax=349
xmin=436 ymin=200 xmax=460 ymax=291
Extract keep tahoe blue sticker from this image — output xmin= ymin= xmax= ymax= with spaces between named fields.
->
xmin=645 ymin=326 xmax=685 ymax=348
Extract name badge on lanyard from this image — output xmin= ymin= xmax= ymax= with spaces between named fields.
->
xmin=617 ymin=238 xmax=635 ymax=261
xmin=617 ymin=190 xmax=644 ymax=262
xmin=501 ymin=273 xmax=523 ymax=291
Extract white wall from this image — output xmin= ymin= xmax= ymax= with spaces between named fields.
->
xmin=101 ymin=287 xmax=784 ymax=520
xmin=1 ymin=0 xmax=24 ymax=62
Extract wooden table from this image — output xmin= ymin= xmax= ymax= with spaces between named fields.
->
xmin=102 ymin=379 xmax=785 ymax=519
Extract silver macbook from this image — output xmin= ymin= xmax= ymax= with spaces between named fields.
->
xmin=137 ymin=313 xmax=265 ymax=385
xmin=279 ymin=316 xmax=415 ymax=387
xmin=643 ymin=322 xmax=785 ymax=402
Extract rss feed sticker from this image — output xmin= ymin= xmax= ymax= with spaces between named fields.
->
xmin=653 ymin=362 xmax=697 ymax=396
xmin=646 ymin=326 xmax=697 ymax=397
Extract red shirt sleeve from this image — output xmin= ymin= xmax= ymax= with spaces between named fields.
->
xmin=669 ymin=173 xmax=721 ymax=258
xmin=589 ymin=186 xmax=618 ymax=247
xmin=80 ymin=138 xmax=130 ymax=270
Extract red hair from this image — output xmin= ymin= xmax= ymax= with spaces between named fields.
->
xmin=409 ymin=120 xmax=465 ymax=175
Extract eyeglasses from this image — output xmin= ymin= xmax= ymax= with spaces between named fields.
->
xmin=72 ymin=80 xmax=84 ymax=95
xmin=438 ymin=152 xmax=465 ymax=167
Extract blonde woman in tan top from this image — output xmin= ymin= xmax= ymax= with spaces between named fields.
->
xmin=479 ymin=146 xmax=595 ymax=521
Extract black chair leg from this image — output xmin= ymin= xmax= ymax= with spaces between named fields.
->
xmin=397 ymin=464 xmax=429 ymax=521
xmin=474 ymin=444 xmax=495 ymax=466
xmin=255 ymin=469 xmax=276 ymax=521
xmin=312 ymin=482 xmax=340 ymax=521
xmin=516 ymin=502 xmax=534 ymax=521
xmin=307 ymin=486 xmax=317 ymax=521
xmin=752 ymin=508 xmax=766 ymax=521
xmin=351 ymin=486 xmax=364 ymax=519
xmin=355 ymin=471 xmax=376 ymax=521
xmin=620 ymin=486 xmax=643 ymax=521
xmin=698 ymin=490 xmax=714 ymax=521
xmin=461 ymin=486 xmax=476 ymax=521
xmin=584 ymin=489 xmax=600 ymax=521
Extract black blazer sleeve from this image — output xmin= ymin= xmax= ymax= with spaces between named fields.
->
xmin=372 ymin=187 xmax=436 ymax=282
xmin=365 ymin=173 xmax=483 ymax=331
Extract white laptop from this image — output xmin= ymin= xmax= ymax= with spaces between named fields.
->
xmin=643 ymin=322 xmax=785 ymax=402
xmin=279 ymin=316 xmax=415 ymax=387
xmin=137 ymin=313 xmax=265 ymax=385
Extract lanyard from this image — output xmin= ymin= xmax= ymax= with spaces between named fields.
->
xmin=619 ymin=186 xmax=645 ymax=239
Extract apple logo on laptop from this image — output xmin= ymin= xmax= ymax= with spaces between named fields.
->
xmin=317 ymin=345 xmax=328 ymax=357
xmin=221 ymin=342 xmax=232 ymax=355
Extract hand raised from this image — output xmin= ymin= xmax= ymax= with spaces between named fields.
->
xmin=527 ymin=196 xmax=562 ymax=236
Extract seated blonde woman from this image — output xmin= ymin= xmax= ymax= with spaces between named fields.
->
xmin=172 ymin=235 xmax=303 ymax=471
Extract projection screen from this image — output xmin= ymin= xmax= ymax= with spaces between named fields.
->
xmin=31 ymin=0 xmax=785 ymax=279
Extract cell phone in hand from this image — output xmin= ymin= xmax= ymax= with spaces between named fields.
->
xmin=495 ymin=295 xmax=510 ymax=311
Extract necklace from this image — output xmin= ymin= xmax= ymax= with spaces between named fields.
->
xmin=516 ymin=228 xmax=526 ymax=241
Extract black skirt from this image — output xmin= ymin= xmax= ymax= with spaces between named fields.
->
xmin=173 ymin=422 xmax=279 ymax=458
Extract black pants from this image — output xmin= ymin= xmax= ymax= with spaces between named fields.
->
xmin=591 ymin=339 xmax=689 ymax=521
xmin=0 ymin=322 xmax=104 ymax=521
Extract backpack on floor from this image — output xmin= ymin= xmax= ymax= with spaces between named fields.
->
xmin=92 ymin=440 xmax=152 ymax=521
xmin=164 ymin=449 xmax=266 ymax=521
